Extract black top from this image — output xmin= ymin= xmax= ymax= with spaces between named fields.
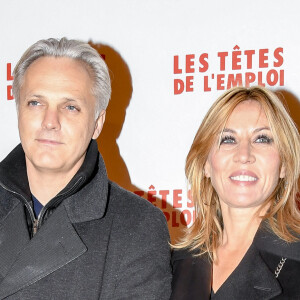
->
xmin=171 ymin=223 xmax=300 ymax=299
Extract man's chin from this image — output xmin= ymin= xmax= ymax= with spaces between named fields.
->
xmin=26 ymin=154 xmax=66 ymax=173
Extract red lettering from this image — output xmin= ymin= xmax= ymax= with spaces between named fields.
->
xmin=199 ymin=53 xmax=209 ymax=72
xmin=244 ymin=50 xmax=255 ymax=69
xmin=174 ymin=77 xmax=194 ymax=94
xmin=134 ymin=191 xmax=144 ymax=197
xmin=181 ymin=210 xmax=192 ymax=225
xmin=7 ymin=63 xmax=13 ymax=80
xmin=279 ymin=70 xmax=284 ymax=86
xmin=203 ymin=76 xmax=211 ymax=92
xmin=232 ymin=50 xmax=241 ymax=70
xmin=159 ymin=190 xmax=169 ymax=209
xmin=163 ymin=212 xmax=170 ymax=222
xmin=218 ymin=52 xmax=228 ymax=71
xmin=245 ymin=72 xmax=256 ymax=87
xmin=227 ymin=73 xmax=242 ymax=89
xmin=7 ymin=86 xmax=14 ymax=100
xmin=173 ymin=56 xmax=182 ymax=74
xmin=266 ymin=69 xmax=278 ymax=86
xmin=257 ymin=71 xmax=265 ymax=87
xmin=174 ymin=79 xmax=184 ymax=95
xmin=217 ymin=74 xmax=225 ymax=90
xmin=186 ymin=54 xmax=195 ymax=73
xmin=186 ymin=76 xmax=194 ymax=92
xmin=259 ymin=49 xmax=269 ymax=68
xmin=172 ymin=211 xmax=180 ymax=227
xmin=274 ymin=47 xmax=283 ymax=67
xmin=173 ymin=189 xmax=182 ymax=208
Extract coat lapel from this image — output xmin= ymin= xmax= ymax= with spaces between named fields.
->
xmin=0 ymin=204 xmax=87 ymax=299
xmin=214 ymin=244 xmax=282 ymax=300
xmin=0 ymin=201 xmax=30 ymax=279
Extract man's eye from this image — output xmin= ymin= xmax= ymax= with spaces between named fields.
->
xmin=255 ymin=135 xmax=273 ymax=144
xmin=220 ymin=135 xmax=236 ymax=144
xmin=28 ymin=100 xmax=40 ymax=106
xmin=66 ymin=105 xmax=78 ymax=111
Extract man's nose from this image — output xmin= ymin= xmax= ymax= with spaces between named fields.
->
xmin=233 ymin=141 xmax=255 ymax=164
xmin=41 ymin=108 xmax=61 ymax=131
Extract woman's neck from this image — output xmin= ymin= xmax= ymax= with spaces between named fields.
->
xmin=220 ymin=204 xmax=266 ymax=249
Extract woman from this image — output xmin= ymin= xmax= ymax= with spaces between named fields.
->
xmin=171 ymin=86 xmax=300 ymax=299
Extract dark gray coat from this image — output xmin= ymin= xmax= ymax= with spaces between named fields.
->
xmin=171 ymin=223 xmax=300 ymax=299
xmin=0 ymin=141 xmax=171 ymax=299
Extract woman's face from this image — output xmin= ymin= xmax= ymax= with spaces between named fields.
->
xmin=205 ymin=100 xmax=285 ymax=209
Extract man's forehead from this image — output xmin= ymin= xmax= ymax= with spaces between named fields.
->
xmin=19 ymin=57 xmax=96 ymax=104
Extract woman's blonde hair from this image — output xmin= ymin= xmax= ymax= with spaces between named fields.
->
xmin=175 ymin=86 xmax=300 ymax=260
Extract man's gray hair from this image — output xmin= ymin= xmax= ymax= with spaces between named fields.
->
xmin=13 ymin=37 xmax=111 ymax=117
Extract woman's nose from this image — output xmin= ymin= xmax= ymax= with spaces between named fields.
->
xmin=233 ymin=141 xmax=255 ymax=164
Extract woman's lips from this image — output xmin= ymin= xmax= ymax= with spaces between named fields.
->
xmin=229 ymin=170 xmax=258 ymax=185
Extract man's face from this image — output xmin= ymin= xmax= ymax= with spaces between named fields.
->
xmin=18 ymin=56 xmax=105 ymax=175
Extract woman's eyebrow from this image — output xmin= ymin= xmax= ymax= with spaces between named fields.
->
xmin=221 ymin=127 xmax=271 ymax=134
xmin=222 ymin=128 xmax=235 ymax=134
xmin=253 ymin=126 xmax=271 ymax=133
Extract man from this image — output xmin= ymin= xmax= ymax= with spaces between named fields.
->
xmin=0 ymin=38 xmax=171 ymax=299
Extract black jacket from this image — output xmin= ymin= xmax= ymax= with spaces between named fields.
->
xmin=0 ymin=140 xmax=171 ymax=299
xmin=171 ymin=223 xmax=300 ymax=299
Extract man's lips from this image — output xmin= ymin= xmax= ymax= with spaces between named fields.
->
xmin=36 ymin=139 xmax=63 ymax=145
xmin=229 ymin=170 xmax=258 ymax=183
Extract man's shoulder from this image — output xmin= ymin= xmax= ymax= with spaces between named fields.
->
xmin=107 ymin=180 xmax=165 ymax=220
xmin=104 ymin=180 xmax=170 ymax=254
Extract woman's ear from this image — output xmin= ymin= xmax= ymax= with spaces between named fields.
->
xmin=279 ymin=163 xmax=286 ymax=179
xmin=204 ymin=160 xmax=211 ymax=178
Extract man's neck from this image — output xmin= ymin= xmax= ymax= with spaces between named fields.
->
xmin=26 ymin=160 xmax=83 ymax=206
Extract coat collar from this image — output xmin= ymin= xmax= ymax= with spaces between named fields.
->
xmin=253 ymin=220 xmax=300 ymax=262
xmin=0 ymin=139 xmax=109 ymax=223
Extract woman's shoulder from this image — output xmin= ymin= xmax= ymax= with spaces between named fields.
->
xmin=171 ymin=247 xmax=211 ymax=275
xmin=254 ymin=221 xmax=300 ymax=262
xmin=171 ymin=247 xmax=199 ymax=263
xmin=171 ymin=247 xmax=212 ymax=300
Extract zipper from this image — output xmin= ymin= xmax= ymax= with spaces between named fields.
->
xmin=0 ymin=181 xmax=36 ymax=233
xmin=0 ymin=176 xmax=84 ymax=236
xmin=33 ymin=219 xmax=39 ymax=235
xmin=32 ymin=176 xmax=84 ymax=233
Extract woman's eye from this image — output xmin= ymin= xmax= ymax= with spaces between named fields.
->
xmin=255 ymin=135 xmax=273 ymax=144
xmin=220 ymin=135 xmax=236 ymax=144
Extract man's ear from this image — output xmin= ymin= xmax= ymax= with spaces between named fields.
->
xmin=92 ymin=110 xmax=106 ymax=140
xmin=279 ymin=163 xmax=286 ymax=179
xmin=204 ymin=159 xmax=211 ymax=178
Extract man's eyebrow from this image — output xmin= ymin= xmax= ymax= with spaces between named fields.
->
xmin=24 ymin=96 xmax=80 ymax=102
xmin=63 ymin=97 xmax=77 ymax=102
xmin=25 ymin=94 xmax=44 ymax=99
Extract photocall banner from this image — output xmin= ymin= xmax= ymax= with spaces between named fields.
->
xmin=0 ymin=0 xmax=299 ymax=242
